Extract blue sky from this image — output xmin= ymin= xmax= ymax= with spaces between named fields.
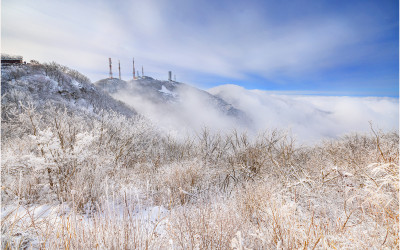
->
xmin=2 ymin=0 xmax=399 ymax=96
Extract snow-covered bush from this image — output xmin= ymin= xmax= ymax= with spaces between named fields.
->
xmin=1 ymin=103 xmax=157 ymax=210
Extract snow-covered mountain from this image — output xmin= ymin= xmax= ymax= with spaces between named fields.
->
xmin=1 ymin=60 xmax=251 ymax=137
xmin=95 ymin=76 xmax=251 ymax=133
xmin=1 ymin=63 xmax=136 ymax=119
xmin=4 ymin=60 xmax=396 ymax=143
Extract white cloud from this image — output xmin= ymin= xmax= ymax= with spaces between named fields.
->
xmin=113 ymin=82 xmax=241 ymax=138
xmin=107 ymin=81 xmax=399 ymax=143
xmin=209 ymin=85 xmax=399 ymax=143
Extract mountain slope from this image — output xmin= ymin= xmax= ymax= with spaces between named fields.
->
xmin=95 ymin=76 xmax=251 ymax=132
xmin=1 ymin=63 xmax=137 ymax=120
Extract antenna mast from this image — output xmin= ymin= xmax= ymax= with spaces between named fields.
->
xmin=118 ymin=60 xmax=121 ymax=80
xmin=142 ymin=66 xmax=144 ymax=78
xmin=109 ymin=58 xmax=112 ymax=79
xmin=133 ymin=57 xmax=135 ymax=79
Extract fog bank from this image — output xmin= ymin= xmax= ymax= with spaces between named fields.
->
xmin=209 ymin=84 xmax=398 ymax=142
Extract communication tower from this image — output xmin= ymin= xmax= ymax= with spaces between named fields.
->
xmin=109 ymin=58 xmax=112 ymax=79
xmin=133 ymin=57 xmax=135 ymax=79
xmin=118 ymin=60 xmax=121 ymax=80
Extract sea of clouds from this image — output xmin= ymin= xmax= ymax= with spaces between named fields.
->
xmin=209 ymin=84 xmax=399 ymax=143
xmin=113 ymin=82 xmax=398 ymax=144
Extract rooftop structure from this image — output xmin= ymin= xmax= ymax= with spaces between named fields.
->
xmin=1 ymin=54 xmax=23 ymax=65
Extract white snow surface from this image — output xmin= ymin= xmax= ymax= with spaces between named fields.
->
xmin=1 ymin=203 xmax=169 ymax=248
xmin=158 ymin=85 xmax=177 ymax=97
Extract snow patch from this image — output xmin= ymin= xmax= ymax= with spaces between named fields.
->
xmin=159 ymin=85 xmax=177 ymax=97
xmin=71 ymin=80 xmax=82 ymax=88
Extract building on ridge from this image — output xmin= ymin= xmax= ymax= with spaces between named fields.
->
xmin=1 ymin=54 xmax=23 ymax=65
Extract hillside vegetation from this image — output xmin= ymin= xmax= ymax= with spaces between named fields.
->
xmin=1 ymin=63 xmax=399 ymax=249
xmin=1 ymin=62 xmax=136 ymax=121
